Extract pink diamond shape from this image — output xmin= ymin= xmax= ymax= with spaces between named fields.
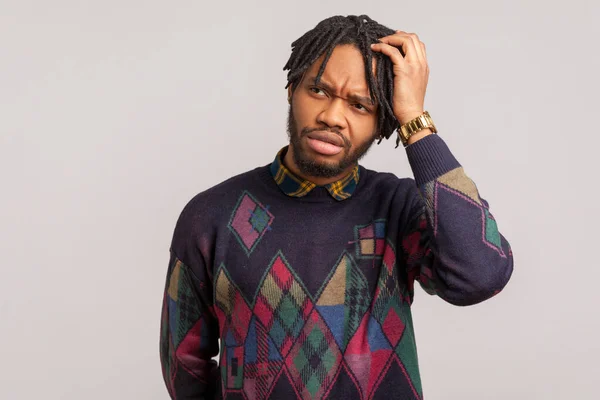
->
xmin=231 ymin=195 xmax=260 ymax=249
xmin=383 ymin=242 xmax=396 ymax=273
xmin=382 ymin=309 xmax=405 ymax=347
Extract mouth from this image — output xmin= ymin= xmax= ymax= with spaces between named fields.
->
xmin=305 ymin=131 xmax=345 ymax=147
xmin=304 ymin=131 xmax=345 ymax=156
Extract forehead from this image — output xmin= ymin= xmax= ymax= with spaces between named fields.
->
xmin=303 ymin=44 xmax=377 ymax=92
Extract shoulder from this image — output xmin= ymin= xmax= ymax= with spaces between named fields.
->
xmin=174 ymin=166 xmax=266 ymax=235
xmin=359 ymin=166 xmax=423 ymax=214
xmin=360 ymin=165 xmax=418 ymax=196
xmin=188 ymin=166 xmax=263 ymax=206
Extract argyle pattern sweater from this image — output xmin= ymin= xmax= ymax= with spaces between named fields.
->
xmin=159 ymin=134 xmax=514 ymax=400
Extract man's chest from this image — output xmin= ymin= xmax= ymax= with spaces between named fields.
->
xmin=211 ymin=209 xmax=413 ymax=344
xmin=214 ymin=209 xmax=397 ymax=302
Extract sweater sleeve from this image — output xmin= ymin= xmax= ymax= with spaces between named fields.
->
xmin=160 ymin=200 xmax=220 ymax=398
xmin=399 ymin=134 xmax=514 ymax=306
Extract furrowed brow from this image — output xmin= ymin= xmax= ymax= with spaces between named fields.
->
xmin=308 ymin=77 xmax=376 ymax=106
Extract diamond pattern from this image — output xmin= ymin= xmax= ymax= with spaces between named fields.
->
xmin=167 ymin=259 xmax=202 ymax=348
xmin=316 ymin=252 xmax=371 ymax=351
xmin=243 ymin=317 xmax=283 ymax=400
xmin=436 ymin=166 xmax=481 ymax=204
xmin=422 ymin=173 xmax=506 ymax=258
xmin=210 ymin=246 xmax=423 ymax=399
xmin=382 ymin=308 xmax=405 ymax=347
xmin=484 ymin=208 xmax=501 ymax=247
xmin=372 ymin=355 xmax=421 ymax=400
xmin=228 ymin=191 xmax=274 ymax=255
xmin=250 ymin=206 xmax=272 ymax=233
xmin=285 ymin=309 xmax=342 ymax=399
xmin=254 ymin=253 xmax=313 ymax=358
xmin=344 ymin=311 xmax=393 ymax=399
xmin=214 ymin=266 xmax=252 ymax=389
xmin=372 ymin=241 xmax=408 ymax=348
xmin=215 ymin=267 xmax=252 ymax=343
xmin=394 ymin=312 xmax=422 ymax=396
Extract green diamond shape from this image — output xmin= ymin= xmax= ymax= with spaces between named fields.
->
xmin=294 ymin=348 xmax=309 ymax=372
xmin=484 ymin=209 xmax=501 ymax=247
xmin=278 ymin=295 xmax=300 ymax=330
xmin=250 ymin=207 xmax=270 ymax=233
xmin=269 ymin=319 xmax=286 ymax=347
xmin=306 ymin=373 xmax=321 ymax=397
xmin=307 ymin=326 xmax=325 ymax=350
xmin=322 ymin=347 xmax=336 ymax=372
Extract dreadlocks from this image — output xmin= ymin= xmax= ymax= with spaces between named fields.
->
xmin=283 ymin=15 xmax=401 ymax=146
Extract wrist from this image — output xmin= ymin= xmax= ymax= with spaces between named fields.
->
xmin=396 ymin=110 xmax=437 ymax=147
xmin=396 ymin=109 xmax=424 ymax=125
xmin=406 ymin=128 xmax=433 ymax=145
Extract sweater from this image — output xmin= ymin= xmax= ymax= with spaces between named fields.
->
xmin=159 ymin=133 xmax=514 ymax=400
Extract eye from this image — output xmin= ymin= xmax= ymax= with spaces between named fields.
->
xmin=353 ymin=103 xmax=370 ymax=113
xmin=309 ymin=87 xmax=326 ymax=96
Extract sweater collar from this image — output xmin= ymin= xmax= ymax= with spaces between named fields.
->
xmin=269 ymin=146 xmax=360 ymax=201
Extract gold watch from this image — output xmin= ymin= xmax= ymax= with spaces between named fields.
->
xmin=397 ymin=111 xmax=437 ymax=147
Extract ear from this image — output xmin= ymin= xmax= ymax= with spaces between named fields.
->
xmin=287 ymin=85 xmax=293 ymax=103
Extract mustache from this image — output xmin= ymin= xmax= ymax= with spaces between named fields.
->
xmin=300 ymin=127 xmax=351 ymax=148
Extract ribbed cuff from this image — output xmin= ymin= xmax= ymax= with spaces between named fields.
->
xmin=405 ymin=134 xmax=461 ymax=186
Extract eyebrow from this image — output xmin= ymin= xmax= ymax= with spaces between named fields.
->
xmin=308 ymin=77 xmax=377 ymax=107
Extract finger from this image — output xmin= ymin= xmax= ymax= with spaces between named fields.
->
xmin=380 ymin=31 xmax=425 ymax=64
xmin=370 ymin=42 xmax=406 ymax=68
xmin=376 ymin=33 xmax=406 ymax=56
xmin=376 ymin=32 xmax=420 ymax=63
xmin=397 ymin=31 xmax=426 ymax=64
xmin=420 ymin=42 xmax=429 ymax=77
xmin=404 ymin=32 xmax=426 ymax=64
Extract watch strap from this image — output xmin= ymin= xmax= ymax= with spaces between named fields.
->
xmin=398 ymin=111 xmax=437 ymax=147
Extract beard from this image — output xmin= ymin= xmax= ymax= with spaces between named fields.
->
xmin=286 ymin=105 xmax=377 ymax=179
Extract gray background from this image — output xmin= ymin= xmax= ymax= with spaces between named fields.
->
xmin=1 ymin=0 xmax=598 ymax=399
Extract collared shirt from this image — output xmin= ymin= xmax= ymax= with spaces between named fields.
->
xmin=269 ymin=146 xmax=360 ymax=201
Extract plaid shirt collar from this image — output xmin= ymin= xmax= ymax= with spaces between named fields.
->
xmin=270 ymin=146 xmax=360 ymax=201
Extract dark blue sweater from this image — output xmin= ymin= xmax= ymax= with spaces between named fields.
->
xmin=160 ymin=133 xmax=514 ymax=399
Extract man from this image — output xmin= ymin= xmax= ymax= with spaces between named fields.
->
xmin=160 ymin=15 xmax=513 ymax=400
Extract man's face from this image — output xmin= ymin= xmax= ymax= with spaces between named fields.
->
xmin=287 ymin=44 xmax=379 ymax=179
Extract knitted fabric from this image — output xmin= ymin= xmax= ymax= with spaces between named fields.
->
xmin=160 ymin=133 xmax=514 ymax=399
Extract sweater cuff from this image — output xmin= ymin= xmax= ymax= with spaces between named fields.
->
xmin=405 ymin=134 xmax=461 ymax=186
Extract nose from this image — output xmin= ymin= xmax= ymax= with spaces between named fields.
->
xmin=316 ymin=98 xmax=347 ymax=131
